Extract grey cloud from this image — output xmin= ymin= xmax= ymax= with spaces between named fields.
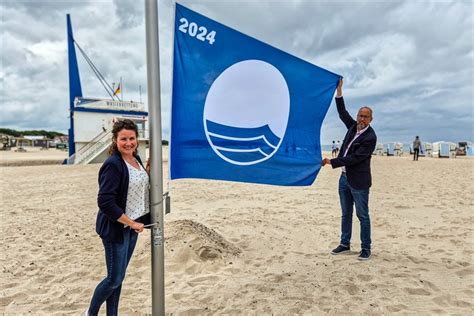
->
xmin=113 ymin=0 xmax=144 ymax=29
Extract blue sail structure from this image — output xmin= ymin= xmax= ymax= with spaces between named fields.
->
xmin=67 ymin=14 xmax=82 ymax=157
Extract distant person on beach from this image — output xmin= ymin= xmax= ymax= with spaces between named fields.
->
xmin=413 ymin=136 xmax=421 ymax=161
xmin=87 ymin=119 xmax=151 ymax=316
xmin=331 ymin=140 xmax=337 ymax=158
xmin=321 ymin=79 xmax=377 ymax=261
xmin=336 ymin=140 xmax=340 ymax=156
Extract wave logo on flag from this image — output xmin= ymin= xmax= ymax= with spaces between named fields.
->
xmin=170 ymin=3 xmax=341 ymax=186
xmin=204 ymin=60 xmax=290 ymax=165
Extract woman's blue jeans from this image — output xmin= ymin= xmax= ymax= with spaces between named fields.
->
xmin=88 ymin=228 xmax=138 ymax=316
xmin=338 ymin=174 xmax=371 ymax=250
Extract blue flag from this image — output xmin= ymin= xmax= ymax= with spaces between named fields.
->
xmin=170 ymin=3 xmax=341 ymax=186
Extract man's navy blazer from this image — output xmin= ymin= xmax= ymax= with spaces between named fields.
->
xmin=96 ymin=152 xmax=151 ymax=243
xmin=330 ymin=97 xmax=377 ymax=190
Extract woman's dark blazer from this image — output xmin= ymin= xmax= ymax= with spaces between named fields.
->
xmin=95 ymin=152 xmax=151 ymax=243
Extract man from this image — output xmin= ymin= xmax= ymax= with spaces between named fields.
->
xmin=321 ymin=79 xmax=377 ymax=260
xmin=331 ymin=140 xmax=337 ymax=158
xmin=413 ymin=136 xmax=421 ymax=161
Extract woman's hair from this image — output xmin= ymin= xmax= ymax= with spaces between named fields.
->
xmin=108 ymin=119 xmax=139 ymax=156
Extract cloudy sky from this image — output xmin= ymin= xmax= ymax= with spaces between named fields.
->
xmin=1 ymin=0 xmax=472 ymax=144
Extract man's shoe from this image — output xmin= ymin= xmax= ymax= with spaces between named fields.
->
xmin=358 ymin=249 xmax=371 ymax=260
xmin=331 ymin=244 xmax=350 ymax=255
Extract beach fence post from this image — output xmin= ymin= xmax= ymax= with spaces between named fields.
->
xmin=145 ymin=0 xmax=165 ymax=315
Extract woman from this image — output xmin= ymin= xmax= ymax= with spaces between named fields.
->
xmin=87 ymin=119 xmax=150 ymax=316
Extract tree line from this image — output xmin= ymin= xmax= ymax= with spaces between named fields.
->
xmin=0 ymin=128 xmax=66 ymax=139
xmin=0 ymin=128 xmax=170 ymax=145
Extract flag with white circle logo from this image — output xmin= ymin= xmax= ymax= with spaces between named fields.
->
xmin=170 ymin=3 xmax=341 ymax=186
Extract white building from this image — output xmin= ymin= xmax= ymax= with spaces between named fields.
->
xmin=68 ymin=97 xmax=148 ymax=164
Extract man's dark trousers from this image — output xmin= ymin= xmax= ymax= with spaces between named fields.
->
xmin=338 ymin=173 xmax=371 ymax=250
xmin=413 ymin=148 xmax=419 ymax=160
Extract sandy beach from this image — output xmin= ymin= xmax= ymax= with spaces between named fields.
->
xmin=0 ymin=150 xmax=472 ymax=315
xmin=0 ymin=147 xmax=68 ymax=167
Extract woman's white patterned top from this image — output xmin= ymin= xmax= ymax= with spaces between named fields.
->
xmin=124 ymin=159 xmax=150 ymax=220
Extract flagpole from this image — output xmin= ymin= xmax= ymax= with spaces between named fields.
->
xmin=145 ymin=0 xmax=165 ymax=315
xmin=120 ymin=76 xmax=123 ymax=101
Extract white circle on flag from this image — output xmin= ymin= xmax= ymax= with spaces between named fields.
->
xmin=203 ymin=59 xmax=290 ymax=165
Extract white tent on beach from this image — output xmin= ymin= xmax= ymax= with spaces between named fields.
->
xmin=456 ymin=141 xmax=474 ymax=156
xmin=432 ymin=141 xmax=457 ymax=158
xmin=383 ymin=142 xmax=404 ymax=156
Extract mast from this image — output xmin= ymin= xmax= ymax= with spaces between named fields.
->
xmin=66 ymin=14 xmax=83 ymax=158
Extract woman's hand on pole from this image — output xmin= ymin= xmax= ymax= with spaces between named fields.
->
xmin=118 ymin=214 xmax=145 ymax=233
xmin=130 ymin=221 xmax=145 ymax=233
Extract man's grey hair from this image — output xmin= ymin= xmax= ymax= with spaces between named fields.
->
xmin=359 ymin=106 xmax=373 ymax=118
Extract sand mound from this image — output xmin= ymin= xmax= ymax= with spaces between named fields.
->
xmin=132 ymin=219 xmax=242 ymax=277
xmin=166 ymin=219 xmax=241 ymax=261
